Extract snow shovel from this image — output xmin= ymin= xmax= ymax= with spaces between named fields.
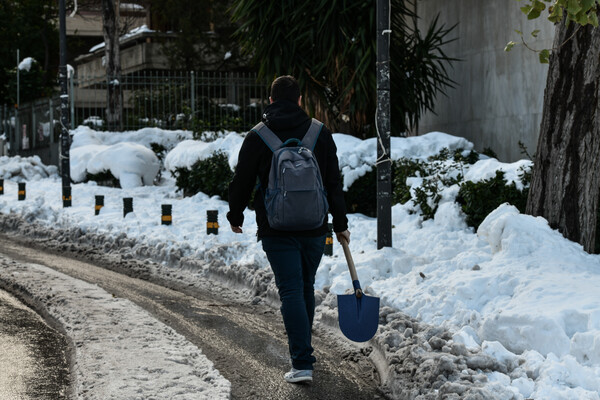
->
xmin=337 ymin=238 xmax=380 ymax=342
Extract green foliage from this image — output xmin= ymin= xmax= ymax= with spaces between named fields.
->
xmin=344 ymin=147 xmax=477 ymax=218
xmin=0 ymin=0 xmax=59 ymax=104
xmin=86 ymin=170 xmax=120 ymax=188
xmin=231 ymin=0 xmax=457 ymax=137
xmin=507 ymin=0 xmax=599 ymax=61
xmin=392 ymin=158 xmax=427 ymax=205
xmin=172 ymin=151 xmax=233 ymax=198
xmin=519 ymin=0 xmax=599 ymax=26
xmin=344 ymin=168 xmax=378 ymax=217
xmin=482 ymin=147 xmax=498 ymax=159
xmin=391 ymin=10 xmax=459 ymax=134
xmin=4 ymin=60 xmax=54 ymax=104
xmin=150 ymin=142 xmax=168 ymax=182
xmin=456 ymin=170 xmax=529 ymax=229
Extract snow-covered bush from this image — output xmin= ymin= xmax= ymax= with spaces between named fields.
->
xmin=172 ymin=151 xmax=233 ymax=199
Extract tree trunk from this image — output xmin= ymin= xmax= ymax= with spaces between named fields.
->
xmin=102 ymin=0 xmax=122 ymax=131
xmin=526 ymin=16 xmax=600 ymax=253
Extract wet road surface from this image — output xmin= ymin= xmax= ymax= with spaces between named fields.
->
xmin=0 ymin=234 xmax=385 ymax=400
xmin=0 ymin=288 xmax=71 ymax=399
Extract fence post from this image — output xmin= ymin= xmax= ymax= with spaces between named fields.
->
xmin=18 ymin=182 xmax=26 ymax=201
xmin=190 ymin=71 xmax=195 ymax=121
xmin=32 ymin=101 xmax=36 ymax=149
xmin=161 ymin=204 xmax=172 ymax=225
xmin=70 ymin=75 xmax=75 ymax=128
xmin=14 ymin=107 xmax=20 ymax=152
xmin=95 ymin=195 xmax=104 ymax=215
xmin=207 ymin=210 xmax=218 ymax=235
xmin=49 ymin=99 xmax=54 ymax=145
xmin=123 ymin=197 xmax=133 ymax=217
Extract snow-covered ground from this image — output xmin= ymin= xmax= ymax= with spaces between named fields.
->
xmin=1 ymin=126 xmax=600 ymax=399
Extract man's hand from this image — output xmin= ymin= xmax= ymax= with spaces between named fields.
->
xmin=335 ymin=230 xmax=350 ymax=244
xmin=231 ymin=225 xmax=243 ymax=234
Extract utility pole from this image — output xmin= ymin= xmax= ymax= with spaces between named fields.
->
xmin=376 ymin=0 xmax=392 ymax=249
xmin=59 ymin=0 xmax=72 ymax=207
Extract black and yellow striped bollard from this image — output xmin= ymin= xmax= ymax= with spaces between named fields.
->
xmin=0 ymin=179 xmax=3 ymax=195
xmin=62 ymin=186 xmax=72 ymax=207
xmin=18 ymin=182 xmax=26 ymax=201
xmin=123 ymin=197 xmax=133 ymax=217
xmin=95 ymin=195 xmax=104 ymax=216
xmin=324 ymin=223 xmax=333 ymax=256
xmin=207 ymin=210 xmax=219 ymax=235
xmin=161 ymin=204 xmax=172 ymax=225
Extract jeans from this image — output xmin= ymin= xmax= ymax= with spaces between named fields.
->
xmin=261 ymin=235 xmax=326 ymax=370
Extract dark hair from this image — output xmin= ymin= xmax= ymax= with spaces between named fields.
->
xmin=270 ymin=75 xmax=301 ymax=103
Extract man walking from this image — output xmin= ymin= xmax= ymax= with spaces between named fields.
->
xmin=227 ymin=75 xmax=350 ymax=383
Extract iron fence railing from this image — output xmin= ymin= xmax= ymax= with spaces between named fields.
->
xmin=71 ymin=70 xmax=269 ymax=132
xmin=0 ymin=71 xmax=269 ymax=161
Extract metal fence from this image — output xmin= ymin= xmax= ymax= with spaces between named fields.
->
xmin=0 ymin=71 xmax=269 ymax=164
xmin=70 ymin=70 xmax=269 ymax=132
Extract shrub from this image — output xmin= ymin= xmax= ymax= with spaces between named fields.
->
xmin=456 ymin=170 xmax=528 ymax=229
xmin=150 ymin=142 xmax=168 ymax=182
xmin=392 ymin=158 xmax=427 ymax=205
xmin=172 ymin=151 xmax=233 ymax=199
xmin=344 ymin=168 xmax=377 ymax=217
xmin=86 ymin=170 xmax=120 ymax=188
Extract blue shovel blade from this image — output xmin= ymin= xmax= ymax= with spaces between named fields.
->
xmin=337 ymin=293 xmax=380 ymax=342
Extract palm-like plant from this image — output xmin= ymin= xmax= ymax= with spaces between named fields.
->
xmin=232 ymin=0 xmax=456 ymax=137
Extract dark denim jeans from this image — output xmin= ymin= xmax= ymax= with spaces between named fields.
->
xmin=261 ymin=235 xmax=326 ymax=370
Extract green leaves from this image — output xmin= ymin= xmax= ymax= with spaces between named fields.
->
xmin=232 ymin=0 xmax=457 ymax=137
xmin=517 ymin=0 xmax=600 ymax=26
xmin=511 ymin=0 xmax=599 ymax=64
xmin=505 ymin=41 xmax=518 ymax=51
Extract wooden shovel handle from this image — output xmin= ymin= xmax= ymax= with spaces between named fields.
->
xmin=340 ymin=238 xmax=363 ymax=298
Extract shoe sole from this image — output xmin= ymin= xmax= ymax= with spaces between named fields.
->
xmin=285 ymin=376 xmax=313 ymax=383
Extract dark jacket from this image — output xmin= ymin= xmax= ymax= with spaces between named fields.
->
xmin=227 ymin=99 xmax=348 ymax=237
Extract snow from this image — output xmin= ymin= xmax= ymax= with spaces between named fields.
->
xmin=18 ymin=57 xmax=35 ymax=71
xmin=89 ymin=25 xmax=155 ymax=53
xmin=1 ymin=126 xmax=600 ymax=399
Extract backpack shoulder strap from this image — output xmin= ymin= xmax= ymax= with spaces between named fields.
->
xmin=301 ymin=119 xmax=324 ymax=151
xmin=251 ymin=122 xmax=282 ymax=152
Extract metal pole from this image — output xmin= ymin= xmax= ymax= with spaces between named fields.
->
xmin=376 ymin=0 xmax=392 ymax=249
xmin=16 ymin=49 xmax=20 ymax=111
xmin=59 ymin=0 xmax=71 ymax=206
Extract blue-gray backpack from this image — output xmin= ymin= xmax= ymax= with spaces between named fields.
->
xmin=251 ymin=119 xmax=329 ymax=231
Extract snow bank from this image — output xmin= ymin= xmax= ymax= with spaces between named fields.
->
xmin=0 ymin=155 xmax=58 ymax=181
xmin=70 ymin=126 xmax=187 ymax=188
xmin=334 ymin=131 xmax=474 ymax=190
xmin=70 ymin=125 xmax=193 ymax=150
xmin=71 ymin=142 xmax=159 ymax=188
xmin=164 ymin=132 xmax=244 ymax=172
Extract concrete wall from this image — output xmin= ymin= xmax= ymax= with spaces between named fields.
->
xmin=415 ymin=0 xmax=555 ymax=161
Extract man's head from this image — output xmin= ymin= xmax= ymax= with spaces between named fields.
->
xmin=270 ymin=75 xmax=301 ymax=104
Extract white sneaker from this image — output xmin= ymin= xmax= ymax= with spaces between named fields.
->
xmin=284 ymin=368 xmax=313 ymax=383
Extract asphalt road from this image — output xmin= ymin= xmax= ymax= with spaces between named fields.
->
xmin=0 ymin=234 xmax=385 ymax=400
xmin=0 ymin=288 xmax=71 ymax=399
